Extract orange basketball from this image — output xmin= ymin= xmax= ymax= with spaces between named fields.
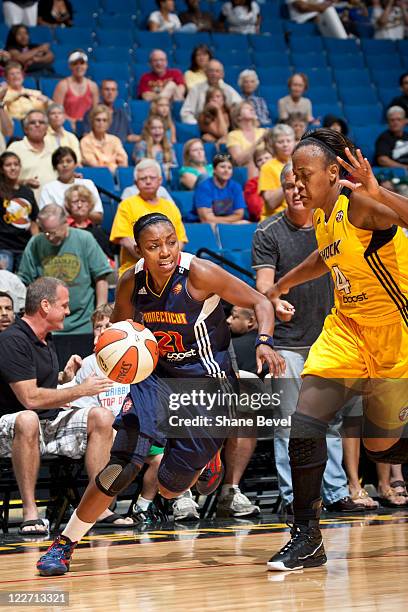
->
xmin=95 ymin=320 xmax=159 ymax=384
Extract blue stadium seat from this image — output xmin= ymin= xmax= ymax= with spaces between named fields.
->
xmin=289 ymin=37 xmax=324 ymax=54
xmin=216 ymin=49 xmax=253 ymax=67
xmin=55 ymin=27 xmax=94 ymax=47
xmin=343 ymin=105 xmax=383 ymax=126
xmin=253 ymin=51 xmax=290 ymax=68
xmin=221 ymin=249 xmax=255 ymax=285
xmin=212 ymin=33 xmax=249 ymax=51
xmin=306 ymin=69 xmax=334 ymax=88
xmin=259 ymin=84 xmax=287 ymax=106
xmin=291 ymin=52 xmax=328 ymax=69
xmin=353 ymin=125 xmax=386 ymax=162
xmin=96 ymin=29 xmax=134 ymax=47
xmin=129 ymin=100 xmax=150 ymax=132
xmin=313 ymin=103 xmax=343 ymax=121
xmin=327 ymin=53 xmax=365 ymax=70
xmin=285 ymin=21 xmax=319 ymax=36
xmin=308 ymin=87 xmax=339 ymax=105
xmin=98 ymin=15 xmax=136 ymax=29
xmin=337 ymin=85 xmax=379 ymax=106
xmin=101 ymin=200 xmax=118 ymax=234
xmin=184 ymin=224 xmax=220 ymax=253
xmin=172 ymin=191 xmax=195 ymax=221
xmin=101 ymin=0 xmax=136 ymax=13
xmin=323 ymin=38 xmax=360 ymax=54
xmin=223 ymin=67 xmax=242 ymax=88
xmin=377 ymin=87 xmax=396 ymax=108
xmin=218 ymin=224 xmax=256 ymax=250
xmin=173 ymin=32 xmax=212 ymax=48
xmin=232 ymin=167 xmax=248 ymax=186
xmin=117 ymin=167 xmax=134 ymax=192
xmin=173 ymin=48 xmax=193 ymax=66
xmin=76 ymin=167 xmax=116 ymax=193
xmin=257 ymin=67 xmax=291 ymax=84
xmin=248 ymin=33 xmax=286 ymax=52
xmin=52 ymin=59 xmax=70 ymax=77
xmin=92 ymin=46 xmax=133 ymax=63
xmin=175 ymin=122 xmax=201 ymax=142
xmin=365 ymin=54 xmax=403 ymax=71
xmin=89 ymin=63 xmax=131 ymax=82
xmin=334 ymin=69 xmax=372 ymax=87
xmin=12 ymin=119 xmax=24 ymax=138
xmin=38 ymin=78 xmax=60 ymax=98
xmin=72 ymin=13 xmax=97 ymax=27
xmin=134 ymin=31 xmax=172 ymax=50
xmin=361 ymin=39 xmax=397 ymax=55
xmin=29 ymin=26 xmax=54 ymax=44
xmin=372 ymin=166 xmax=407 ymax=179
xmin=370 ymin=69 xmax=401 ymax=88
xmin=134 ymin=47 xmax=161 ymax=65
xmin=51 ymin=43 xmax=79 ymax=61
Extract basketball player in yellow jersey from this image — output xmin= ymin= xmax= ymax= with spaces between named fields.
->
xmin=266 ymin=128 xmax=408 ymax=572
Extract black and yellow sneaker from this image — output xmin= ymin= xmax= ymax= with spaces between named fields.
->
xmin=267 ymin=524 xmax=327 ymax=571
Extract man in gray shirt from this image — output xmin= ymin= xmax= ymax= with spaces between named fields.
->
xmin=180 ymin=59 xmax=242 ymax=125
xmin=252 ymin=161 xmax=364 ymax=514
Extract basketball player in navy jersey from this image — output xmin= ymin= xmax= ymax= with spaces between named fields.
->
xmin=37 ymin=213 xmax=285 ymax=576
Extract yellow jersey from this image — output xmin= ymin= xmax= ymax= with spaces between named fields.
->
xmin=314 ymin=189 xmax=408 ymax=327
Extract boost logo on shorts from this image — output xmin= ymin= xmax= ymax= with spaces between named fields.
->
xmin=399 ymin=406 xmax=408 ymax=422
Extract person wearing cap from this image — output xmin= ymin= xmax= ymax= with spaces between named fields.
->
xmin=193 ymin=153 xmax=248 ymax=225
xmin=45 ymin=103 xmax=81 ymax=161
xmin=53 ymin=50 xmax=99 ymax=129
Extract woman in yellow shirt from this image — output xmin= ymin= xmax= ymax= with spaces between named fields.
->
xmin=227 ymin=101 xmax=265 ymax=179
xmin=184 ymin=44 xmax=212 ymax=91
xmin=80 ymin=104 xmax=128 ymax=174
xmin=3 ymin=61 xmax=49 ymax=120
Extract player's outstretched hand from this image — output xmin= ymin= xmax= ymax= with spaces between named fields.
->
xmin=80 ymin=373 xmax=113 ymax=397
xmin=274 ymin=299 xmax=295 ymax=322
xmin=337 ymin=147 xmax=380 ymax=199
xmin=256 ymin=346 xmax=286 ymax=378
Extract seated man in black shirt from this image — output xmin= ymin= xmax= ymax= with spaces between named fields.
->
xmin=375 ymin=106 xmax=408 ymax=169
xmin=0 ymin=277 xmax=114 ymax=535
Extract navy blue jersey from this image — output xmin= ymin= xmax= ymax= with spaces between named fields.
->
xmin=132 ymin=252 xmax=233 ymax=378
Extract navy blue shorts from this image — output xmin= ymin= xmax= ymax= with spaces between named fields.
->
xmin=112 ymin=371 xmax=238 ymax=492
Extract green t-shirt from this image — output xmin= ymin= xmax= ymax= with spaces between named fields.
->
xmin=18 ymin=228 xmax=111 ymax=334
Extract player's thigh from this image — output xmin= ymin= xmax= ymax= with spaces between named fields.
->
xmin=362 ymin=378 xmax=408 ymax=441
xmin=297 ymin=375 xmax=357 ymax=424
xmin=303 ymin=311 xmax=367 ymax=381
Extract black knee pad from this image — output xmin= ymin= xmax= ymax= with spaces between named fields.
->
xmin=365 ymin=437 xmax=408 ymax=464
xmin=289 ymin=412 xmax=328 ymax=468
xmin=95 ymin=456 xmax=141 ymax=496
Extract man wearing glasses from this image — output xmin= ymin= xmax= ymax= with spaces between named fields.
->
xmin=8 ymin=109 xmax=56 ymax=198
xmin=17 ymin=204 xmax=111 ymax=335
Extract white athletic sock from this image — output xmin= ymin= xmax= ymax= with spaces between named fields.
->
xmin=220 ymin=484 xmax=239 ymax=498
xmin=137 ymin=496 xmax=152 ymax=511
xmin=61 ymin=510 xmax=95 ymax=543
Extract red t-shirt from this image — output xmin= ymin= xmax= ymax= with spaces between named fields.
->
xmin=137 ymin=69 xmax=185 ymax=97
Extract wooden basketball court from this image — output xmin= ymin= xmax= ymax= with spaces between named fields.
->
xmin=0 ymin=511 xmax=407 ymax=611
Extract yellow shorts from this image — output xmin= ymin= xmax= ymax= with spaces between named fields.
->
xmin=303 ymin=309 xmax=408 ymax=431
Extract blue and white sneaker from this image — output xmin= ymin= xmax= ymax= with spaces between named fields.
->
xmin=36 ymin=535 xmax=77 ymax=576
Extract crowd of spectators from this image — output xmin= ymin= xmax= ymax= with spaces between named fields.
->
xmin=0 ymin=0 xmax=407 ymax=533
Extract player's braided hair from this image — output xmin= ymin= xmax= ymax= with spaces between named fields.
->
xmin=133 ymin=213 xmax=175 ymax=243
xmin=294 ymin=128 xmax=356 ymax=177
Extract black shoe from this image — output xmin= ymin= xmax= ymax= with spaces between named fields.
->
xmin=267 ymin=524 xmax=327 ymax=571
xmin=132 ymin=502 xmax=167 ymax=528
xmin=325 ymin=496 xmax=365 ymax=513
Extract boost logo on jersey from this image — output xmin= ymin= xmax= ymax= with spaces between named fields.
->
xmin=166 ymin=348 xmax=197 ymax=361
xmin=342 ymin=292 xmax=368 ymax=303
